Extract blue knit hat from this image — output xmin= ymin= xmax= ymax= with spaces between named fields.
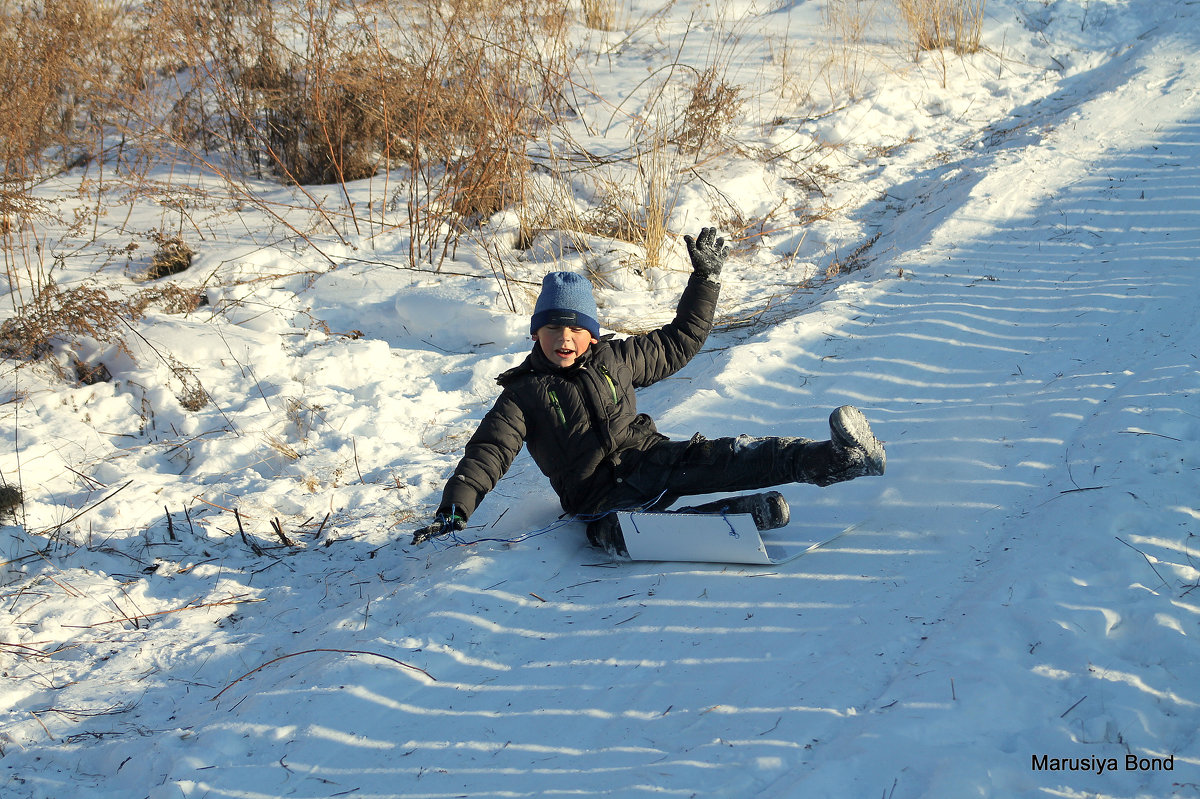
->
xmin=530 ymin=272 xmax=600 ymax=338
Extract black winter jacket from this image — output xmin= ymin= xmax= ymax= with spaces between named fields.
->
xmin=438 ymin=275 xmax=720 ymax=520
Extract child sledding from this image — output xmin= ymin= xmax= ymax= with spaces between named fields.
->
xmin=413 ymin=227 xmax=885 ymax=556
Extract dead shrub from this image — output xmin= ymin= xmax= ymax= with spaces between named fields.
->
xmin=380 ymin=0 xmax=572 ymax=266
xmin=132 ymin=284 xmax=208 ymax=315
xmin=0 ymin=482 xmax=23 ymax=520
xmin=74 ymin=358 xmax=113 ymax=385
xmin=151 ymin=0 xmax=572 ymax=267
xmin=150 ymin=0 xmax=392 ymax=185
xmin=0 ymin=280 xmax=137 ymax=361
xmin=170 ymin=360 xmax=209 ymax=410
xmin=673 ymin=67 xmax=743 ymax=155
xmin=146 ymin=233 xmax=195 ymax=280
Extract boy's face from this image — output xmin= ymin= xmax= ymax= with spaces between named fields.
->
xmin=533 ymin=325 xmax=598 ymax=368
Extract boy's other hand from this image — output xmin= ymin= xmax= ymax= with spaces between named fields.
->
xmin=412 ymin=513 xmax=466 ymax=545
xmin=684 ymin=227 xmax=728 ymax=282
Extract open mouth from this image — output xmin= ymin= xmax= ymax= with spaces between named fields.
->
xmin=555 ymin=348 xmax=575 ymax=359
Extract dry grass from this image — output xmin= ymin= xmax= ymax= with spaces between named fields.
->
xmin=131 ymin=284 xmax=207 ymax=316
xmin=636 ymin=134 xmax=677 ymax=272
xmin=581 ymin=0 xmax=618 ymax=31
xmin=0 ymin=277 xmax=206 ymax=371
xmin=896 ymin=0 xmax=987 ymax=56
xmin=0 ymin=0 xmax=151 ymax=312
xmin=0 ymin=0 xmax=576 ymax=358
xmin=0 ymin=0 xmax=995 ymax=375
xmin=385 ymin=1 xmax=573 ymax=267
xmin=151 ymin=0 xmax=407 ymax=186
xmin=146 ymin=0 xmax=573 ymax=266
xmin=0 ymin=0 xmax=136 ymax=180
xmin=539 ymin=129 xmax=683 ymax=276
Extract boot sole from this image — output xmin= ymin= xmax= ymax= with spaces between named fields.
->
xmin=830 ymin=406 xmax=886 ymax=476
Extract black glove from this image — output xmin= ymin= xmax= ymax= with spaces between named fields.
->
xmin=411 ymin=510 xmax=466 ymax=546
xmin=684 ymin=227 xmax=729 ymax=282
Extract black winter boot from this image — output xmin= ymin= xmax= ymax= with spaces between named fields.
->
xmin=827 ymin=405 xmax=886 ymax=483
xmin=586 ymin=513 xmax=629 ymax=557
xmin=678 ymin=491 xmax=790 ymax=531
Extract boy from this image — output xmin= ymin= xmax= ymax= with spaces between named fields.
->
xmin=413 ymin=227 xmax=885 ymax=555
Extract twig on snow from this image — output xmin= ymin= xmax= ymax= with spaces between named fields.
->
xmin=352 ymin=438 xmax=365 ymax=484
xmin=40 ymin=480 xmax=133 ymax=537
xmin=211 ymin=648 xmax=436 ymax=702
xmin=270 ymin=518 xmax=294 ymax=547
xmin=28 ymin=711 xmax=55 ymax=741
xmin=235 ymin=508 xmax=265 ymax=556
xmin=0 ymin=641 xmax=76 ymax=660
xmin=1115 ymin=536 xmax=1172 ymax=590
xmin=1120 ymin=429 xmax=1182 ymax=442
xmin=1060 ymin=695 xmax=1087 ymax=718
xmin=60 ymin=595 xmax=265 ymax=629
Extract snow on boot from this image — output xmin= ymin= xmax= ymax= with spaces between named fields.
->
xmin=828 ymin=405 xmax=886 ymax=482
xmin=586 ymin=512 xmax=629 ymax=557
xmin=744 ymin=491 xmax=790 ymax=531
xmin=679 ymin=491 xmax=791 ymax=531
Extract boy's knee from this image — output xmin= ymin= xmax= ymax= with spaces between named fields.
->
xmin=732 ymin=434 xmax=765 ymax=454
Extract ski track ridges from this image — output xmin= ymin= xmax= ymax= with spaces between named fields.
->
xmin=747 ymin=25 xmax=1200 ymax=798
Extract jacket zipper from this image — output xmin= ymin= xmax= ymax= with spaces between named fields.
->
xmin=597 ymin=364 xmax=619 ymax=405
xmin=547 ymin=390 xmax=567 ymax=426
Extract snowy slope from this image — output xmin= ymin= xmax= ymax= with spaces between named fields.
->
xmin=3 ymin=1 xmax=1200 ymax=798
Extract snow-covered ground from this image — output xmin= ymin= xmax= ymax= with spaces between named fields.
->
xmin=3 ymin=0 xmax=1199 ymax=796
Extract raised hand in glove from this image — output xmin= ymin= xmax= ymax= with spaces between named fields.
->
xmin=411 ymin=509 xmax=466 ymax=546
xmin=684 ymin=226 xmax=729 ymax=282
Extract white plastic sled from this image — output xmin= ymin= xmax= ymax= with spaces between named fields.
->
xmin=615 ymin=511 xmax=860 ymax=565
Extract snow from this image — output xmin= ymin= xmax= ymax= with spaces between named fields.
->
xmin=3 ymin=0 xmax=1200 ymax=796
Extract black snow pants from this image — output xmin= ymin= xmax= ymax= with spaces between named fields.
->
xmin=591 ymin=433 xmax=837 ymax=516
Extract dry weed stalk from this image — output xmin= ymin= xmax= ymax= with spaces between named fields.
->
xmin=637 ymin=132 xmax=677 ymax=272
xmin=820 ymin=0 xmax=879 ymax=101
xmin=581 ymin=0 xmax=618 ymax=31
